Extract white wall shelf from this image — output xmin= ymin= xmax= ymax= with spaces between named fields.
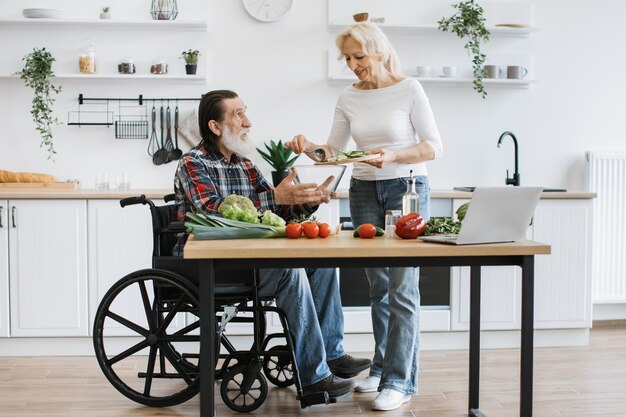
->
xmin=327 ymin=23 xmax=537 ymax=38
xmin=328 ymin=75 xmax=535 ymax=88
xmin=0 ymin=73 xmax=206 ymax=82
xmin=0 ymin=18 xmax=207 ymax=31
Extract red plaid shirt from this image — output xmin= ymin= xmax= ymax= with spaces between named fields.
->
xmin=174 ymin=146 xmax=316 ymax=223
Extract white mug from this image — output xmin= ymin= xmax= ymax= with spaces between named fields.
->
xmin=507 ymin=65 xmax=528 ymax=79
xmin=416 ymin=65 xmax=431 ymax=77
xmin=442 ymin=66 xmax=457 ymax=77
xmin=483 ymin=65 xmax=501 ymax=79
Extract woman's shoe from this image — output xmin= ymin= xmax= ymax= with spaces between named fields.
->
xmin=355 ymin=375 xmax=380 ymax=393
xmin=371 ymin=388 xmax=411 ymax=411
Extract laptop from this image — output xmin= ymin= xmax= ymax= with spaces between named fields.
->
xmin=419 ymin=186 xmax=542 ymax=245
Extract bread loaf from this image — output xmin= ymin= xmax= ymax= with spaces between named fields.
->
xmin=0 ymin=169 xmax=59 ymax=183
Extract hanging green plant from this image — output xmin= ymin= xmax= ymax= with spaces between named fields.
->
xmin=438 ymin=0 xmax=490 ymax=98
xmin=15 ymin=47 xmax=62 ymax=159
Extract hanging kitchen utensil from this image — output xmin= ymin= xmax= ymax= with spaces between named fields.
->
xmin=164 ymin=103 xmax=175 ymax=162
xmin=169 ymin=101 xmax=183 ymax=161
xmin=147 ymin=102 xmax=158 ymax=156
xmin=152 ymin=102 xmax=168 ymax=165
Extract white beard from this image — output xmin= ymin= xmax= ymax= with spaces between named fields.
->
xmin=221 ymin=126 xmax=254 ymax=157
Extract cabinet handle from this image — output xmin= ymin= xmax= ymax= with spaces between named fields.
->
xmin=11 ymin=206 xmax=16 ymax=228
xmin=0 ymin=205 xmax=3 ymax=228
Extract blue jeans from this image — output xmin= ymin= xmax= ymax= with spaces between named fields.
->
xmin=258 ymin=268 xmax=345 ymax=386
xmin=349 ymin=176 xmax=430 ymax=395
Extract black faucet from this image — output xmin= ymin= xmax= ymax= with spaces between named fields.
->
xmin=497 ymin=131 xmax=520 ymax=186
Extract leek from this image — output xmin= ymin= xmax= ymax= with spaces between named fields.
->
xmin=185 ymin=211 xmax=286 ymax=240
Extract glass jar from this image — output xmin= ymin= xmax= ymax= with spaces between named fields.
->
xmin=118 ymin=51 xmax=135 ymax=74
xmin=79 ymin=41 xmax=96 ymax=74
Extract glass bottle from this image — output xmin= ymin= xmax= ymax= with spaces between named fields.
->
xmin=402 ymin=169 xmax=419 ymax=215
xmin=79 ymin=40 xmax=96 ymax=74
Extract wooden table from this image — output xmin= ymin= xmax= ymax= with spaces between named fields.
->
xmin=184 ymin=231 xmax=550 ymax=417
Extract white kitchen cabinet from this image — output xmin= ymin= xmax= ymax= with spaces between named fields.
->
xmin=88 ymin=200 xmax=153 ymax=337
xmin=531 ymin=199 xmax=592 ymax=329
xmin=451 ymin=197 xmax=593 ymax=331
xmin=8 ymin=200 xmax=88 ymax=337
xmin=0 ymin=203 xmax=9 ymax=337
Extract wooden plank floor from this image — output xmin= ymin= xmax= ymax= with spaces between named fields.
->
xmin=1 ymin=324 xmax=625 ymax=417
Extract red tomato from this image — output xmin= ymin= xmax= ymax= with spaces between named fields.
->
xmin=357 ymin=223 xmax=377 ymax=239
xmin=318 ymin=223 xmax=331 ymax=238
xmin=285 ymin=223 xmax=303 ymax=239
xmin=302 ymin=222 xmax=320 ymax=239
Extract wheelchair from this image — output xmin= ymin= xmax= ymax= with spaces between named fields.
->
xmin=92 ymin=194 xmax=328 ymax=412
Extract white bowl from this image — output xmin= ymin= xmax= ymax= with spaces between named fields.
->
xmin=292 ymin=164 xmax=347 ymax=192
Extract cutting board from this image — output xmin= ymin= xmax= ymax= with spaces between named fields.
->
xmin=0 ymin=181 xmax=80 ymax=190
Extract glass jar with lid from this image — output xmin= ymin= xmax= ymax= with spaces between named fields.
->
xmin=79 ymin=40 xmax=96 ymax=74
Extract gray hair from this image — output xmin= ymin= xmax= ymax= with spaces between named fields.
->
xmin=336 ymin=22 xmax=403 ymax=77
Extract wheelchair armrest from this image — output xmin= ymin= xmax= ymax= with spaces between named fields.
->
xmin=165 ymin=221 xmax=187 ymax=233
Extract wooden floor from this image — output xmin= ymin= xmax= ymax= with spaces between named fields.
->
xmin=1 ymin=324 xmax=626 ymax=417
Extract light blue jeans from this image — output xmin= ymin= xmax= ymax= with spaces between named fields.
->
xmin=349 ymin=176 xmax=430 ymax=395
xmin=258 ymin=268 xmax=345 ymax=386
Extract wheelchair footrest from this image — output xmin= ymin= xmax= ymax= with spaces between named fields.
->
xmin=299 ymin=390 xmax=352 ymax=408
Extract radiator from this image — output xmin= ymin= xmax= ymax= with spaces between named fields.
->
xmin=586 ymin=151 xmax=626 ymax=303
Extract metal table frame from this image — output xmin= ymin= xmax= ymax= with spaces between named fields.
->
xmin=193 ymin=254 xmax=536 ymax=417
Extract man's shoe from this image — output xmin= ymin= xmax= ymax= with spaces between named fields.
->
xmin=327 ymin=354 xmax=372 ymax=378
xmin=371 ymin=388 xmax=411 ymax=411
xmin=355 ymin=375 xmax=380 ymax=393
xmin=302 ymin=375 xmax=357 ymax=398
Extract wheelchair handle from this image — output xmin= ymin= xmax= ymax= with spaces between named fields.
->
xmin=120 ymin=194 xmax=155 ymax=208
xmin=164 ymin=193 xmax=176 ymax=203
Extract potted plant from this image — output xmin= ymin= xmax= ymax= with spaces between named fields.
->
xmin=438 ymin=0 xmax=490 ymax=98
xmin=99 ymin=6 xmax=111 ymax=19
xmin=15 ymin=47 xmax=62 ymax=160
xmin=256 ymin=140 xmax=300 ymax=186
xmin=180 ymin=49 xmax=200 ymax=75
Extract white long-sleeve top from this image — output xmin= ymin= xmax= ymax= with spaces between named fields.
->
xmin=327 ymin=78 xmax=443 ymax=180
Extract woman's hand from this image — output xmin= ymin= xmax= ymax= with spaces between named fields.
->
xmin=285 ymin=134 xmax=312 ymax=154
xmin=364 ymin=148 xmax=396 ymax=168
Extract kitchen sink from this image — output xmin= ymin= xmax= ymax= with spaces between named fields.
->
xmin=453 ymin=186 xmax=566 ymax=192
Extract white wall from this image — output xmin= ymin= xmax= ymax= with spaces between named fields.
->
xmin=1 ymin=0 xmax=626 ymax=192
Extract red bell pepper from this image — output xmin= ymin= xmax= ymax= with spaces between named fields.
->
xmin=395 ymin=212 xmax=427 ymax=239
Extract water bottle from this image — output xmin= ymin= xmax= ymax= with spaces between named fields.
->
xmin=402 ymin=169 xmax=419 ymax=215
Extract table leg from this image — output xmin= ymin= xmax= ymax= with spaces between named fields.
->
xmin=520 ymin=256 xmax=535 ymax=417
xmin=199 ymin=260 xmax=215 ymax=417
xmin=469 ymin=265 xmax=481 ymax=414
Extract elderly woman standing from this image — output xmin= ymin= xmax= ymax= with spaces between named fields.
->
xmin=286 ymin=22 xmax=443 ymax=411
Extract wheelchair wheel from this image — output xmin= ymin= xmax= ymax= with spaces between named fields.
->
xmin=93 ymin=269 xmax=200 ymax=407
xmin=220 ymin=363 xmax=268 ymax=412
xmin=263 ymin=345 xmax=295 ymax=387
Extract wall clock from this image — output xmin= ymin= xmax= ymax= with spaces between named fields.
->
xmin=242 ymin=0 xmax=294 ymax=23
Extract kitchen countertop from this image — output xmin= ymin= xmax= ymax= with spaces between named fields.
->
xmin=0 ymin=188 xmax=596 ymax=200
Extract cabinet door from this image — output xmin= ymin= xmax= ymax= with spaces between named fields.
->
xmin=531 ymin=199 xmax=592 ymax=329
xmin=451 ymin=266 xmax=521 ymax=331
xmin=9 ymin=200 xmax=88 ymax=337
xmin=88 ymin=200 xmax=151 ymax=336
xmin=0 ymin=202 xmax=8 ymax=337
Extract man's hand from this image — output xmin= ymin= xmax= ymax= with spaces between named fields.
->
xmin=274 ymin=169 xmax=334 ymax=206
